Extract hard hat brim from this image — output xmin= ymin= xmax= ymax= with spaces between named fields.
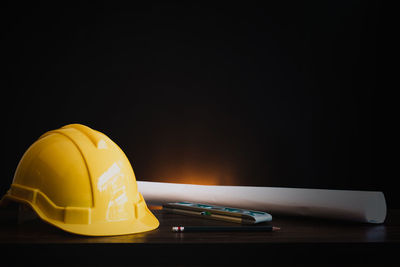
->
xmin=1 ymin=194 xmax=159 ymax=236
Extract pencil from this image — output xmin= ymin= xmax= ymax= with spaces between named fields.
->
xmin=171 ymin=226 xmax=280 ymax=232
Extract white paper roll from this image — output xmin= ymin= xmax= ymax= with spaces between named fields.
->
xmin=137 ymin=181 xmax=387 ymax=223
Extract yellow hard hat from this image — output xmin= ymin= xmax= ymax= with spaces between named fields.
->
xmin=0 ymin=124 xmax=159 ymax=236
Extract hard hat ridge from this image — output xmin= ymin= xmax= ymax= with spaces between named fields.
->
xmin=1 ymin=124 xmax=159 ymax=236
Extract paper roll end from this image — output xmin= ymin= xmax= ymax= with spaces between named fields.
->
xmin=365 ymin=192 xmax=387 ymax=224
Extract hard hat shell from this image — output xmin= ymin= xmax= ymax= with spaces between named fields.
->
xmin=0 ymin=124 xmax=159 ymax=236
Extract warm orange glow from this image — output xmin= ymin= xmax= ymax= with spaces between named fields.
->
xmin=161 ymin=176 xmax=220 ymax=185
xmin=152 ymin=167 xmax=237 ymax=186
xmin=148 ymin=205 xmax=163 ymax=210
xmin=141 ymin=152 xmax=240 ymax=186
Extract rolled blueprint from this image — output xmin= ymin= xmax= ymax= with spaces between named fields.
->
xmin=137 ymin=181 xmax=387 ymax=223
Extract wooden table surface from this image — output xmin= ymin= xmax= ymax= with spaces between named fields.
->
xmin=1 ymin=208 xmax=399 ymax=266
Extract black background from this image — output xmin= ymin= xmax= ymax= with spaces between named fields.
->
xmin=3 ymin=2 xmax=393 ymax=206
